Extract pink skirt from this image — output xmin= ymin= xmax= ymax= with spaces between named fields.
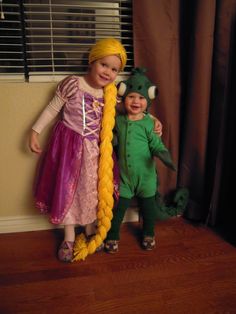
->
xmin=34 ymin=121 xmax=119 ymax=225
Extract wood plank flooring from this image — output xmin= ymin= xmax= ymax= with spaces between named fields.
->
xmin=0 ymin=217 xmax=236 ymax=314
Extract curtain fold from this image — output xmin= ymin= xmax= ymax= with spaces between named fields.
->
xmin=133 ymin=0 xmax=236 ymax=236
xmin=178 ymin=0 xmax=216 ymax=220
xmin=206 ymin=1 xmax=236 ymax=229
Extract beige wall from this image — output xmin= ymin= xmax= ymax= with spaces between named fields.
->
xmin=0 ymin=82 xmax=58 ymax=231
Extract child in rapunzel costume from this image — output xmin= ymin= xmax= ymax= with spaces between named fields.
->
xmin=29 ymin=39 xmax=162 ymax=262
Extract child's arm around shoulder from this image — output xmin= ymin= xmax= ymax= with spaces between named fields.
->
xmin=148 ymin=113 xmax=162 ymax=136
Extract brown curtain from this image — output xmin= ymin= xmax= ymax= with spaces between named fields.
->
xmin=133 ymin=0 xmax=181 ymax=197
xmin=133 ymin=0 xmax=236 ymax=235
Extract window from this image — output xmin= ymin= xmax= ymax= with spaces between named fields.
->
xmin=0 ymin=1 xmax=25 ymax=81
xmin=0 ymin=0 xmax=133 ymax=82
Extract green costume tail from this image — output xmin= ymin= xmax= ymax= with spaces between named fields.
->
xmin=155 ymin=188 xmax=189 ymax=221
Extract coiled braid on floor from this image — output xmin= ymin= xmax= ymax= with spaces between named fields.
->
xmin=73 ymin=82 xmax=117 ymax=261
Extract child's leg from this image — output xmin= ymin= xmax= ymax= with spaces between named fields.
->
xmin=85 ymin=222 xmax=97 ymax=237
xmin=106 ymin=197 xmax=131 ymax=240
xmin=138 ymin=196 xmax=156 ymax=237
xmin=64 ymin=224 xmax=76 ymax=242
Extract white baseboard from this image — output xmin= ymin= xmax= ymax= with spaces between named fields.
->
xmin=0 ymin=207 xmax=139 ymax=234
xmin=0 ymin=215 xmax=56 ymax=234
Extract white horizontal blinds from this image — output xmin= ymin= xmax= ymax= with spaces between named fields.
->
xmin=0 ymin=1 xmax=25 ymax=81
xmin=24 ymin=0 xmax=133 ymax=80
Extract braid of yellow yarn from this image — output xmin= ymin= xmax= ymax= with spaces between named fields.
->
xmin=73 ymin=82 xmax=117 ymax=262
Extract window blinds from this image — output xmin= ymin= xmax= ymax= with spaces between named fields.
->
xmin=0 ymin=1 xmax=25 ymax=81
xmin=0 ymin=0 xmax=133 ymax=82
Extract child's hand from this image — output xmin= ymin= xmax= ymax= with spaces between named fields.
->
xmin=153 ymin=118 xmax=162 ymax=136
xmin=29 ymin=130 xmax=42 ymax=154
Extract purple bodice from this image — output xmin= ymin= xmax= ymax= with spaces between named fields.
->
xmin=56 ymin=75 xmax=104 ymax=141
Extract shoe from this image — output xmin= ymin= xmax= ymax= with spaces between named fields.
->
xmin=142 ymin=236 xmax=156 ymax=251
xmin=104 ymin=240 xmax=119 ymax=253
xmin=58 ymin=241 xmax=74 ymax=262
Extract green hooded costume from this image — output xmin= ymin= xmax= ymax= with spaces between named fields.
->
xmin=115 ymin=68 xmax=175 ymax=199
xmin=106 ymin=68 xmax=176 ymax=241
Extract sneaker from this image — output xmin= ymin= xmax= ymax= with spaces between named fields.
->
xmin=57 ymin=241 xmax=74 ymax=262
xmin=104 ymin=240 xmax=119 ymax=253
xmin=142 ymin=236 xmax=156 ymax=251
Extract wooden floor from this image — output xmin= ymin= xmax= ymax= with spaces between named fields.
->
xmin=0 ymin=217 xmax=236 ymax=314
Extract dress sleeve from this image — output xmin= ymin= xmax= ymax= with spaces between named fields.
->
xmin=32 ymin=94 xmax=64 ymax=134
xmin=56 ymin=75 xmax=79 ymax=101
xmin=32 ymin=76 xmax=79 ymax=134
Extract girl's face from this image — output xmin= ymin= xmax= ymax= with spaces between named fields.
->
xmin=86 ymin=55 xmax=121 ymax=89
xmin=124 ymin=92 xmax=148 ymax=120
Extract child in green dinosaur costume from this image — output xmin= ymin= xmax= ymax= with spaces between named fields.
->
xmin=105 ymin=67 xmax=177 ymax=253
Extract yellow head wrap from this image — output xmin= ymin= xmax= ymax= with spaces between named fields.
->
xmin=88 ymin=38 xmax=127 ymax=71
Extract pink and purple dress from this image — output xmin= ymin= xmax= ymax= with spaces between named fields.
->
xmin=33 ymin=75 xmax=118 ymax=225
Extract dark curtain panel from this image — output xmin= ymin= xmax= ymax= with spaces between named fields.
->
xmin=133 ymin=0 xmax=236 ymax=243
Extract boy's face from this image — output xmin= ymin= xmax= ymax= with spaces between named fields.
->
xmin=124 ymin=92 xmax=148 ymax=118
xmin=87 ymin=55 xmax=121 ymax=88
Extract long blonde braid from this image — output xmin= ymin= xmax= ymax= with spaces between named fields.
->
xmin=72 ymin=38 xmax=127 ymax=261
xmin=73 ymin=83 xmax=117 ymax=261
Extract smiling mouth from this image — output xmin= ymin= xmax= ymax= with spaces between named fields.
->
xmin=99 ymin=75 xmax=109 ymax=81
xmin=130 ymin=105 xmax=140 ymax=110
